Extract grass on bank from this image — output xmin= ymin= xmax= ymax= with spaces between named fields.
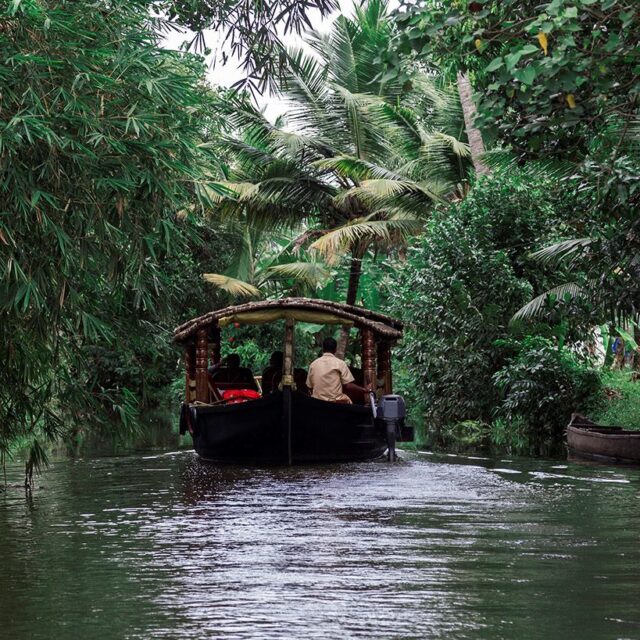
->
xmin=415 ymin=367 xmax=640 ymax=456
xmin=589 ymin=370 xmax=640 ymax=430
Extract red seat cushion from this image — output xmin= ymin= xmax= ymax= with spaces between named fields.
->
xmin=221 ymin=389 xmax=261 ymax=404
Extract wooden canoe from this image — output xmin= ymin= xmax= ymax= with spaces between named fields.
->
xmin=566 ymin=413 xmax=640 ymax=464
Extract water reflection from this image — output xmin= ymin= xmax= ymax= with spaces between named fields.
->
xmin=1 ymin=452 xmax=639 ymax=639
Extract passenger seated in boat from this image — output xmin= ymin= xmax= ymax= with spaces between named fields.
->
xmin=261 ymin=351 xmax=283 ymax=395
xmin=208 ymin=354 xmax=258 ymax=391
xmin=294 ymin=368 xmax=309 ymax=394
xmin=349 ymin=365 xmax=364 ymax=387
xmin=272 ymin=367 xmax=310 ymax=395
xmin=306 ymin=337 xmax=366 ymax=404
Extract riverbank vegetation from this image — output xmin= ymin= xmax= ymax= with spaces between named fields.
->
xmin=1 ymin=0 xmax=638 ymax=473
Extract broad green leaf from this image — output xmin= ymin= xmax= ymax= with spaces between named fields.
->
xmin=515 ymin=66 xmax=537 ymax=85
xmin=486 ymin=57 xmax=504 ymax=72
xmin=505 ymin=51 xmax=524 ymax=70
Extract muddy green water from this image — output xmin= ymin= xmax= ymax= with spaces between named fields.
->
xmin=1 ymin=451 xmax=639 ymax=640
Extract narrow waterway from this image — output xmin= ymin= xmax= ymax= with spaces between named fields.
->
xmin=1 ymin=451 xmax=639 ymax=639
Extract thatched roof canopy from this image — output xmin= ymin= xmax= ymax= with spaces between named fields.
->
xmin=173 ymin=297 xmax=403 ymax=343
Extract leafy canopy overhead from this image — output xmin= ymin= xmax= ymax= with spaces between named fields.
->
xmin=162 ymin=0 xmax=338 ymax=94
xmin=392 ymin=0 xmax=639 ymax=156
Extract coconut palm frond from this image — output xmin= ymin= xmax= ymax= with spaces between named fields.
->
xmin=354 ymin=179 xmax=414 ymax=199
xmin=199 ymin=181 xmax=259 ymax=205
xmin=425 ymin=132 xmax=471 ymax=158
xmin=309 ymin=216 xmax=422 ymax=262
xmin=395 ymin=154 xmax=460 ymax=191
xmin=530 ymin=238 xmax=593 ymax=264
xmin=271 ymin=129 xmax=335 ymax=158
xmin=281 ymin=48 xmax=343 ymax=144
xmin=245 ymin=174 xmax=333 ymax=210
xmin=374 ymin=103 xmax=423 ymax=156
xmin=512 ymin=282 xmax=586 ymax=321
xmin=410 ymin=74 xmax=452 ymax=110
xmin=264 ymin=261 xmax=330 ymax=286
xmin=221 ymin=137 xmax=277 ymax=167
xmin=223 ymin=95 xmax=277 ymax=142
xmin=312 ymin=156 xmax=403 ymax=181
xmin=344 ymin=178 xmax=442 ymax=204
xmin=202 ymin=273 xmax=262 ymax=298
xmin=326 ymin=16 xmax=358 ymax=94
xmin=331 ymin=84 xmax=385 ymax=159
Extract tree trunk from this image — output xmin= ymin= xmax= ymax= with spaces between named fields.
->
xmin=603 ymin=333 xmax=615 ymax=368
xmin=456 ymin=71 xmax=490 ymax=178
xmin=345 ymin=250 xmax=362 ymax=307
xmin=613 ymin=337 xmax=625 ymax=369
xmin=633 ymin=326 xmax=640 ymax=371
xmin=336 ymin=246 xmax=364 ymax=358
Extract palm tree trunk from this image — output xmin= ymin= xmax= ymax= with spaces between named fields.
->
xmin=336 ymin=247 xmax=364 ymax=358
xmin=345 ymin=252 xmax=362 ymax=307
xmin=456 ymin=71 xmax=490 ymax=177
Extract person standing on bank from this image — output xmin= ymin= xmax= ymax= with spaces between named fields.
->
xmin=306 ymin=337 xmax=365 ymax=404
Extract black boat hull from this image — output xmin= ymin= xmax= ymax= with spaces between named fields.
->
xmin=184 ymin=391 xmax=387 ymax=464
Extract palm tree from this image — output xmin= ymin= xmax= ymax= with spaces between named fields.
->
xmin=278 ymin=0 xmax=469 ymax=282
xmin=208 ymin=0 xmax=470 ymax=352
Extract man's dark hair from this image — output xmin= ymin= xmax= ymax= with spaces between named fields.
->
xmin=322 ymin=337 xmax=337 ymax=354
xmin=227 ymin=353 xmax=241 ymax=368
xmin=270 ymin=351 xmax=284 ymax=366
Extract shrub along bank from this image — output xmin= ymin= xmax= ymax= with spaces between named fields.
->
xmin=387 ymin=171 xmax=604 ymax=456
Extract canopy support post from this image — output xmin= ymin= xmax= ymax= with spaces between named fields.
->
xmin=195 ymin=329 xmax=209 ymax=403
xmin=209 ymin=323 xmax=221 ymax=367
xmin=184 ymin=343 xmax=196 ymax=403
xmin=282 ymin=317 xmax=295 ymax=389
xmin=377 ymin=341 xmax=392 ymax=396
xmin=362 ymin=328 xmax=376 ymax=394
xmin=282 ymin=317 xmax=295 ymax=465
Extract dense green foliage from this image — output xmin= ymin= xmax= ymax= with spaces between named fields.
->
xmin=392 ymin=0 xmax=638 ymax=157
xmin=387 ymin=170 xmax=602 ymax=452
xmin=378 ymin=0 xmax=639 ymax=453
xmin=494 ymin=336 xmax=601 ymax=452
xmin=590 ymin=371 xmax=640 ymax=431
xmin=2 ymin=0 xmax=637 ymax=470
xmin=0 ymin=0 xmax=231 ymax=468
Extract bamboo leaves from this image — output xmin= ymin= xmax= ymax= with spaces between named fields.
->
xmin=0 ymin=0 xmax=226 ymax=462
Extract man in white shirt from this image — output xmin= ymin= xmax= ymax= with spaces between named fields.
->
xmin=306 ymin=337 xmax=363 ymax=403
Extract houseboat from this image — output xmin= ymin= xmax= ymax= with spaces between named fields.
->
xmin=174 ymin=298 xmax=410 ymax=464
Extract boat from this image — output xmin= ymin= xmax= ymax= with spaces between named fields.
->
xmin=566 ymin=413 xmax=640 ymax=464
xmin=174 ymin=298 xmax=412 ymax=464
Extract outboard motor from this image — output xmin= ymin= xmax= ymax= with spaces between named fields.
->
xmin=378 ymin=394 xmax=406 ymax=462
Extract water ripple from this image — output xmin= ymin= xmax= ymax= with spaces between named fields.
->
xmin=1 ymin=452 xmax=639 ymax=639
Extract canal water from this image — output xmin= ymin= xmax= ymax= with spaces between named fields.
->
xmin=1 ymin=451 xmax=639 ymax=640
